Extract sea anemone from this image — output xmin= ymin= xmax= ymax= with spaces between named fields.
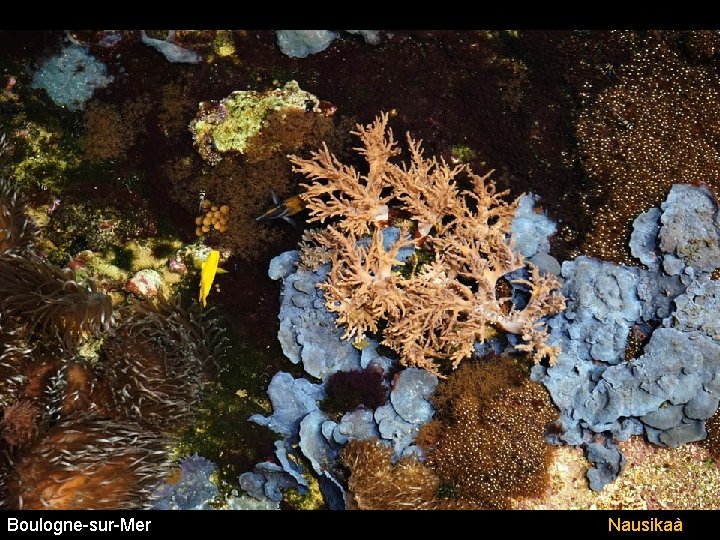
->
xmin=0 ymin=323 xmax=30 ymax=408
xmin=3 ymin=414 xmax=173 ymax=509
xmin=118 ymin=295 xmax=228 ymax=370
xmin=101 ymin=330 xmax=203 ymax=431
xmin=18 ymin=352 xmax=62 ymax=404
xmin=99 ymin=295 xmax=228 ymax=431
xmin=0 ymin=251 xmax=113 ymax=353
xmin=0 ymin=399 xmax=45 ymax=448
xmin=0 ymin=176 xmax=36 ymax=255
xmin=46 ymin=360 xmax=113 ymax=418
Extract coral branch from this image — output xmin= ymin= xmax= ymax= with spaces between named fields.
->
xmin=292 ymin=114 xmax=565 ymax=375
xmin=291 ymin=113 xmax=399 ymax=236
xmin=319 ymin=226 xmax=411 ymax=341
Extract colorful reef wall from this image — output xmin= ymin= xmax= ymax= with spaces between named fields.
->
xmin=1 ymin=30 xmax=720 ymax=510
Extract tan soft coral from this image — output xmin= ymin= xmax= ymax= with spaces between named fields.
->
xmin=294 ymin=130 xmax=396 ymax=237
xmin=389 ymin=137 xmax=468 ymax=238
xmin=290 ymin=113 xmax=565 ymax=376
xmin=319 ymin=226 xmax=412 ymax=341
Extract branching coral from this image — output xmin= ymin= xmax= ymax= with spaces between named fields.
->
xmin=320 ymin=226 xmax=412 ymax=341
xmin=295 ymin=127 xmax=397 ymax=236
xmin=0 ymin=251 xmax=113 ymax=353
xmin=290 ymin=113 xmax=565 ymax=375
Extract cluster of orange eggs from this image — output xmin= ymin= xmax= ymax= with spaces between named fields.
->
xmin=195 ymin=200 xmax=229 ymax=236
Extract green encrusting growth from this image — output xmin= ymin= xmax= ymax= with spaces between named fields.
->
xmin=0 ymin=64 xmax=88 ymax=195
xmin=175 ymin=337 xmax=278 ymax=491
xmin=450 ymin=144 xmax=477 ymax=164
xmin=189 ymin=81 xmax=322 ymax=164
xmin=284 ymin=469 xmax=326 ymax=510
xmin=46 ymin=198 xmax=155 ymax=256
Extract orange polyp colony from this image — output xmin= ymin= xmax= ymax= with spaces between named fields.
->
xmin=195 ymin=199 xmax=229 ymax=236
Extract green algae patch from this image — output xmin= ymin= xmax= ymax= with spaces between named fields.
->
xmin=450 ymin=144 xmax=476 ymax=164
xmin=212 ymin=30 xmax=236 ymax=58
xmin=8 ymin=120 xmax=81 ymax=194
xmin=284 ymin=469 xmax=326 ymax=510
xmin=190 ymin=80 xmax=322 ymax=164
xmin=174 ymin=337 xmax=278 ymax=489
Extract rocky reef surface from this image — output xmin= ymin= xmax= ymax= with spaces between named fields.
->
xmin=533 ymin=184 xmax=720 ymax=490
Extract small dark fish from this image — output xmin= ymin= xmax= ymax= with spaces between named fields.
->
xmin=256 ymin=191 xmax=306 ymax=227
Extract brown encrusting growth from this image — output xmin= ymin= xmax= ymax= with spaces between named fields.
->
xmin=80 ymin=97 xmax=153 ymax=163
xmin=47 ymin=185 xmax=158 ymax=248
xmin=706 ymin=409 xmax=720 ymax=461
xmin=576 ymin=32 xmax=720 ymax=264
xmin=167 ymin=155 xmax=298 ymax=260
xmin=340 ymin=438 xmax=440 ymax=510
xmin=244 ymin=108 xmax=336 ymax=163
xmin=291 ymin=114 xmax=565 ymax=375
xmin=158 ymin=79 xmax=198 ymax=139
xmin=167 ymin=105 xmax=351 ymax=261
xmin=418 ymin=356 xmax=557 ymax=508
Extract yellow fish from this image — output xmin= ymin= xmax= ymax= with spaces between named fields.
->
xmin=199 ymin=249 xmax=222 ymax=307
